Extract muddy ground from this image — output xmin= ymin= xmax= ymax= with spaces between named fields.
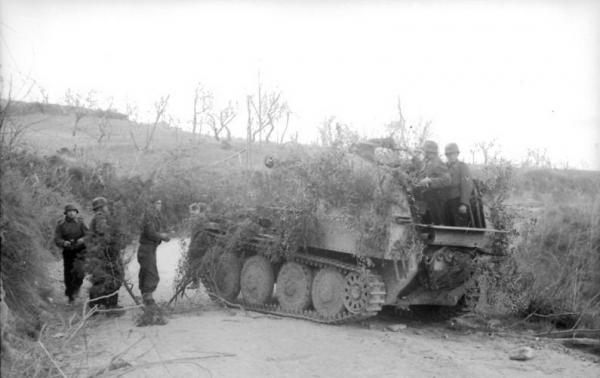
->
xmin=49 ymin=239 xmax=598 ymax=377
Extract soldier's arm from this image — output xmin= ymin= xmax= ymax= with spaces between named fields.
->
xmin=460 ymin=163 xmax=474 ymax=205
xmin=54 ymin=222 xmax=67 ymax=248
xmin=429 ymin=165 xmax=451 ymax=189
xmin=78 ymin=218 xmax=89 ymax=244
xmin=95 ymin=216 xmax=109 ymax=236
xmin=142 ymin=213 xmax=163 ymax=242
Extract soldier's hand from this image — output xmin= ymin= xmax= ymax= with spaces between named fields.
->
xmin=458 ymin=204 xmax=468 ymax=214
xmin=63 ymin=240 xmax=71 ymax=247
xmin=76 ymin=238 xmax=85 ymax=245
xmin=417 ymin=177 xmax=432 ymax=187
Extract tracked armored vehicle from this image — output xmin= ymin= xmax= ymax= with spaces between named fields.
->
xmin=198 ymin=151 xmax=505 ymax=324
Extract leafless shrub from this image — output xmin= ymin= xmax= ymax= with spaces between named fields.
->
xmin=192 ymin=83 xmax=213 ymax=136
xmin=63 ymin=89 xmax=97 ymax=137
xmin=209 ymin=101 xmax=237 ymax=141
xmin=129 ymin=95 xmax=170 ymax=152
xmin=246 ymin=78 xmax=290 ymax=143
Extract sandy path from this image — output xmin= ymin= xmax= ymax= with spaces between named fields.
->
xmin=62 ymin=240 xmax=598 ymax=377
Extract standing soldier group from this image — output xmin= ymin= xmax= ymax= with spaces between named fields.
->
xmin=414 ymin=140 xmax=483 ymax=227
xmin=54 ymin=196 xmax=171 ymax=323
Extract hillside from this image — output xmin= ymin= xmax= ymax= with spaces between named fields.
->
xmin=6 ymin=101 xmax=289 ymax=178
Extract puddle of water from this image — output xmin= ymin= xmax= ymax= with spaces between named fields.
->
xmin=120 ymin=237 xmax=190 ymax=304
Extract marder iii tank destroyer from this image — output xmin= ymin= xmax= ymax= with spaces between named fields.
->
xmin=196 ymin=145 xmax=505 ymax=324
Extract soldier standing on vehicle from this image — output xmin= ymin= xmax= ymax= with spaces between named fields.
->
xmin=414 ymin=140 xmax=451 ymax=225
xmin=137 ymin=198 xmax=170 ymax=307
xmin=54 ymin=204 xmax=88 ymax=304
xmin=87 ymin=196 xmax=125 ymax=314
xmin=444 ymin=143 xmax=474 ymax=227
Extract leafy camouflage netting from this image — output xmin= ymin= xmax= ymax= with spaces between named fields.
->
xmin=174 ymin=146 xmax=420 ymax=293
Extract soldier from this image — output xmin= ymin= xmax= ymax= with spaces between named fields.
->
xmin=137 ymin=198 xmax=170 ymax=307
xmin=444 ymin=143 xmax=474 ymax=227
xmin=414 ymin=140 xmax=451 ymax=225
xmin=187 ymin=202 xmax=209 ymax=289
xmin=87 ymin=196 xmax=124 ymax=313
xmin=54 ymin=204 xmax=88 ymax=304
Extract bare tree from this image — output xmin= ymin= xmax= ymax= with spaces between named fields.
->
xmin=192 ymin=84 xmax=213 ymax=136
xmin=64 ymin=89 xmax=96 ymax=137
xmin=209 ymin=101 xmax=237 ymax=141
xmin=522 ymin=148 xmax=553 ymax=168
xmin=384 ymin=98 xmax=431 ymax=151
xmin=129 ymin=95 xmax=170 ymax=152
xmin=278 ymin=111 xmax=291 ymax=144
xmin=317 ymin=116 xmax=359 ymax=148
xmin=385 ymin=97 xmax=407 ymax=141
xmin=95 ymin=97 xmax=115 ymax=145
xmin=317 ymin=116 xmax=336 ymax=146
xmin=473 ymin=140 xmax=499 ymax=165
xmin=246 ymin=78 xmax=289 ymax=143
xmin=0 ymin=79 xmax=49 ymax=156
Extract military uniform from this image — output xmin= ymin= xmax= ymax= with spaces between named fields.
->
xmin=415 ymin=155 xmax=451 ymax=225
xmin=445 ymin=160 xmax=474 ymax=227
xmin=137 ymin=207 xmax=169 ymax=304
xmin=54 ymin=208 xmax=88 ymax=302
xmin=87 ymin=204 xmax=124 ymax=309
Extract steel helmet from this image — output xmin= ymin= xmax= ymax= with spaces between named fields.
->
xmin=444 ymin=143 xmax=460 ymax=155
xmin=92 ymin=196 xmax=108 ymax=211
xmin=422 ymin=140 xmax=439 ymax=154
xmin=63 ymin=204 xmax=79 ymax=214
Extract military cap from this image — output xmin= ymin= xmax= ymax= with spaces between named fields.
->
xmin=444 ymin=143 xmax=460 ymax=154
xmin=422 ymin=140 xmax=439 ymax=154
xmin=92 ymin=196 xmax=108 ymax=211
xmin=63 ymin=204 xmax=79 ymax=214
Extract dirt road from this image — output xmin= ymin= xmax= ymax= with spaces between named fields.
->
xmin=60 ymin=240 xmax=598 ymax=377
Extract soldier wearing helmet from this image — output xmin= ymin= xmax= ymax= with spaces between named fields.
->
xmin=137 ymin=198 xmax=170 ymax=313
xmin=414 ymin=140 xmax=451 ymax=225
xmin=54 ymin=204 xmax=88 ymax=304
xmin=444 ymin=143 xmax=474 ymax=227
xmin=86 ymin=196 xmax=125 ymax=314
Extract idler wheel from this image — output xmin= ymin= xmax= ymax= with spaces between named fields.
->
xmin=343 ymin=272 xmax=369 ymax=314
xmin=240 ymin=255 xmax=274 ymax=305
xmin=275 ymin=262 xmax=313 ymax=311
xmin=213 ymin=252 xmax=241 ymax=301
xmin=311 ymin=268 xmax=345 ymax=317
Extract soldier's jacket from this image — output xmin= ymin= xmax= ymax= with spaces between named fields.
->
xmin=87 ymin=209 xmax=126 ymax=250
xmin=420 ymin=155 xmax=451 ymax=191
xmin=54 ymin=216 xmax=88 ymax=252
xmin=139 ymin=208 xmax=166 ymax=246
xmin=86 ymin=208 xmax=125 ymax=283
xmin=447 ymin=161 xmax=474 ymax=205
xmin=88 ymin=209 xmax=111 ymax=246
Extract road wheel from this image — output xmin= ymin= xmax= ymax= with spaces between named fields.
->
xmin=311 ymin=268 xmax=345 ymax=318
xmin=213 ymin=252 xmax=241 ymax=301
xmin=240 ymin=255 xmax=274 ymax=305
xmin=276 ymin=262 xmax=313 ymax=312
xmin=343 ymin=272 xmax=370 ymax=314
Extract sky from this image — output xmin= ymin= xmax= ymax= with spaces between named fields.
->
xmin=1 ymin=0 xmax=599 ymax=169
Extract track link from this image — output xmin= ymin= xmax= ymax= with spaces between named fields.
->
xmin=202 ymin=252 xmax=386 ymax=324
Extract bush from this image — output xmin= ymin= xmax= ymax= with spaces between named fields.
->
xmin=0 ymin=161 xmax=62 ymax=334
xmin=514 ymin=196 xmax=600 ymax=327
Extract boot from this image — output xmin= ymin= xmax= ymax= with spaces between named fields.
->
xmin=142 ymin=292 xmax=156 ymax=307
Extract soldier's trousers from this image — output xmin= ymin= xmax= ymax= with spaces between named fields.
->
xmin=63 ymin=249 xmax=85 ymax=300
xmin=137 ymin=243 xmax=159 ymax=295
xmin=445 ymin=198 xmax=471 ymax=227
